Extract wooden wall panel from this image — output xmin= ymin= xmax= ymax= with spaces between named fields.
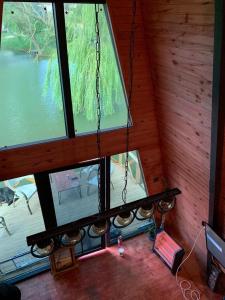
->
xmin=141 ymin=0 xmax=214 ymax=265
xmin=0 ymin=1 xmax=164 ymax=194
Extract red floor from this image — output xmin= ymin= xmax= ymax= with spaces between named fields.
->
xmin=17 ymin=234 xmax=222 ymax=300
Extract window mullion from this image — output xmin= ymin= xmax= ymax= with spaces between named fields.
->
xmin=53 ymin=2 xmax=75 ymax=138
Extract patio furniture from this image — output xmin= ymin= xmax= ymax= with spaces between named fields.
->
xmin=5 ymin=178 xmax=37 ymax=215
xmin=0 ymin=216 xmax=11 ymax=235
xmin=0 ymin=187 xmax=17 ymax=206
xmin=84 ymin=164 xmax=115 ymax=195
xmin=51 ymin=170 xmax=82 ymax=205
xmin=87 ymin=167 xmax=98 ymax=196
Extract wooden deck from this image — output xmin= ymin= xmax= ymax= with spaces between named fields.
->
xmin=0 ymin=162 xmax=146 ymax=269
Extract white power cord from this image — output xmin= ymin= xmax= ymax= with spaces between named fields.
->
xmin=175 ymin=226 xmax=205 ymax=300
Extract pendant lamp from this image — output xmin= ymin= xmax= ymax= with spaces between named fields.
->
xmin=157 ymin=197 xmax=176 ymax=214
xmin=61 ymin=228 xmax=85 ymax=246
xmin=136 ymin=203 xmax=154 ymax=220
xmin=88 ymin=220 xmax=108 ymax=238
xmin=116 ymin=0 xmax=137 ymax=228
xmin=31 ymin=239 xmax=54 ymax=258
xmin=113 ymin=211 xmax=135 ymax=228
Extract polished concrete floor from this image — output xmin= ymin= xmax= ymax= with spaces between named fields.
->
xmin=17 ymin=234 xmax=223 ymax=300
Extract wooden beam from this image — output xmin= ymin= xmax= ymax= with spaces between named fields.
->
xmin=209 ymin=0 xmax=225 ymax=231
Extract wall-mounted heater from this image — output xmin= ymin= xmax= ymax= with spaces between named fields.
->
xmin=153 ymin=230 xmax=185 ymax=274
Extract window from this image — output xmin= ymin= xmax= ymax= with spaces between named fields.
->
xmin=109 ymin=150 xmax=150 ymax=242
xmin=0 ymin=3 xmax=66 ymax=147
xmin=0 ymin=2 xmax=128 ymax=147
xmin=0 ymin=175 xmax=46 ymax=279
xmin=64 ymin=4 xmax=128 ymax=134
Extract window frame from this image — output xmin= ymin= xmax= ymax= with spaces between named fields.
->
xmin=0 ymin=0 xmax=131 ymax=150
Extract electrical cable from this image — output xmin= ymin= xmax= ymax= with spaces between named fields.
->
xmin=175 ymin=226 xmax=205 ymax=300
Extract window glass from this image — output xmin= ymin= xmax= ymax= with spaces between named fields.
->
xmin=110 ymin=151 xmax=150 ymax=241
xmin=64 ymin=4 xmax=128 ymax=134
xmin=0 ymin=175 xmax=45 ymax=275
xmin=50 ymin=165 xmax=100 ymax=226
xmin=0 ymin=3 xmax=66 ymax=147
xmin=110 ymin=150 xmax=148 ymax=208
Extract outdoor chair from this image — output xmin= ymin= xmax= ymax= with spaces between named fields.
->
xmin=0 ymin=187 xmax=18 ymax=206
xmin=87 ymin=167 xmax=98 ymax=196
xmin=85 ymin=164 xmax=115 ymax=195
xmin=51 ymin=170 xmax=82 ymax=205
xmin=0 ymin=216 xmax=11 ymax=236
xmin=5 ymin=177 xmax=37 ymax=215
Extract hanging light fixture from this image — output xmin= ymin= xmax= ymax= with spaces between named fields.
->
xmin=113 ymin=211 xmax=135 ymax=228
xmin=157 ymin=196 xmax=176 ymax=214
xmin=31 ymin=238 xmax=55 ymax=258
xmin=89 ymin=4 xmax=109 ymax=237
xmin=88 ymin=219 xmax=108 ymax=238
xmin=114 ymin=0 xmax=137 ymax=228
xmin=61 ymin=228 xmax=85 ymax=247
xmin=136 ymin=203 xmax=155 ymax=220
xmin=157 ymin=179 xmax=176 ymax=214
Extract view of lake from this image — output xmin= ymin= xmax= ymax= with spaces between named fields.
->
xmin=0 ymin=52 xmax=127 ymax=148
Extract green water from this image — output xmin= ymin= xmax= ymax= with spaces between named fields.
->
xmin=0 ymin=53 xmax=126 ymax=148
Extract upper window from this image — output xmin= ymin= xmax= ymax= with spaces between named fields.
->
xmin=0 ymin=3 xmax=66 ymax=147
xmin=0 ymin=2 xmax=128 ymax=147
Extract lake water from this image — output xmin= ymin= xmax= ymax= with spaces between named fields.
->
xmin=0 ymin=52 xmax=127 ymax=148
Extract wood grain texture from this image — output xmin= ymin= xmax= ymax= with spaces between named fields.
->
xmin=17 ymin=234 xmax=223 ymax=300
xmin=0 ymin=1 xmax=164 ymax=194
xmin=141 ymin=0 xmax=214 ymax=265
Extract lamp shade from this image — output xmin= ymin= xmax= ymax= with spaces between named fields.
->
xmin=158 ymin=197 xmax=176 ymax=213
xmin=115 ymin=211 xmax=134 ymax=227
xmin=61 ymin=229 xmax=83 ymax=246
xmin=31 ymin=239 xmax=54 ymax=258
xmin=137 ymin=203 xmax=154 ymax=220
xmin=88 ymin=220 xmax=108 ymax=238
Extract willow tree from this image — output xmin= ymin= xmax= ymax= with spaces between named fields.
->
xmin=2 ymin=3 xmax=126 ymax=121
xmin=46 ymin=4 xmax=125 ymax=121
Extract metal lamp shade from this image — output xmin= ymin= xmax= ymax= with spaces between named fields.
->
xmin=137 ymin=203 xmax=154 ymax=219
xmin=32 ymin=239 xmax=55 ymax=258
xmin=158 ymin=197 xmax=176 ymax=213
xmin=61 ymin=229 xmax=82 ymax=246
xmin=91 ymin=220 xmax=108 ymax=236
xmin=116 ymin=211 xmax=133 ymax=227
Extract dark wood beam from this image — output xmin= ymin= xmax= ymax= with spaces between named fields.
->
xmin=209 ymin=0 xmax=225 ymax=232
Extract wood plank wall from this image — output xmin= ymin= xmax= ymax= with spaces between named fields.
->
xmin=141 ymin=0 xmax=214 ymax=265
xmin=0 ymin=1 xmax=164 ymax=194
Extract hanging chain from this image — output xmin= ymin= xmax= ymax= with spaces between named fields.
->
xmin=121 ymin=0 xmax=137 ymax=205
xmin=95 ymin=4 xmax=102 ymax=213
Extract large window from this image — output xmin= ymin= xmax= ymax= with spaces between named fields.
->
xmin=0 ymin=2 xmax=128 ymax=147
xmin=0 ymin=3 xmax=66 ymax=147
xmin=0 ymin=151 xmax=149 ymax=283
xmin=64 ymin=4 xmax=127 ymax=134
